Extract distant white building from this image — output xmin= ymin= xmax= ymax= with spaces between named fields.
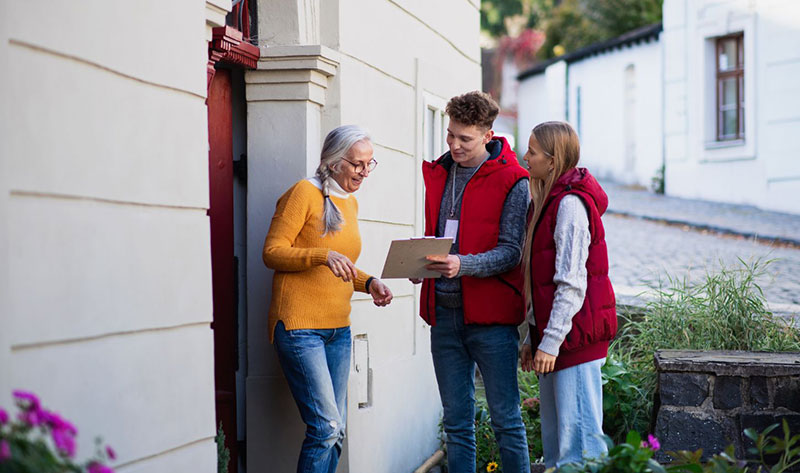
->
xmin=517 ymin=24 xmax=663 ymax=188
xmin=662 ymin=0 xmax=800 ymax=215
xmin=517 ymin=0 xmax=800 ymax=215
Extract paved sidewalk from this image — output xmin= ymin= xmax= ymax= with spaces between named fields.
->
xmin=599 ymin=181 xmax=800 ymax=320
xmin=600 ymin=181 xmax=800 ymax=246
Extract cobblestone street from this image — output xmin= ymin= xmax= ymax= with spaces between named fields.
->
xmin=598 ymin=179 xmax=800 ymax=314
xmin=605 ymin=215 xmax=800 ymax=307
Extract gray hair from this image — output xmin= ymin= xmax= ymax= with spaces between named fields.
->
xmin=316 ymin=125 xmax=371 ymax=235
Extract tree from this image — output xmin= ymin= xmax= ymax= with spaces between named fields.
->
xmin=585 ymin=0 xmax=663 ymax=38
xmin=481 ymin=0 xmax=555 ymax=38
xmin=481 ymin=0 xmax=663 ymax=59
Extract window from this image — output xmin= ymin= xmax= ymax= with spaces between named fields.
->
xmin=423 ymin=97 xmax=448 ymax=161
xmin=716 ymin=34 xmax=744 ymax=141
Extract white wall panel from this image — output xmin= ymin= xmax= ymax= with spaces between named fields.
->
xmin=7 ymin=196 xmax=212 ymax=346
xmin=346 ymin=347 xmax=441 ymax=473
xmin=6 ymin=0 xmax=207 ymax=97
xmin=0 ymin=0 xmax=12 ymax=408
xmin=117 ymin=439 xmax=216 ymax=473
xmin=339 ymin=0 xmax=480 ymax=91
xmin=356 ymin=146 xmax=417 ymax=226
xmin=517 ymin=74 xmax=549 ymax=144
xmin=9 ymin=325 xmax=216 ymax=467
xmin=567 ymin=40 xmax=663 ymax=186
xmin=6 ymin=46 xmax=209 ymax=208
xmin=385 ymin=0 xmax=480 ymax=62
xmin=338 ymin=57 xmax=417 ymax=155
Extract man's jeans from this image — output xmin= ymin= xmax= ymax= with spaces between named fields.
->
xmin=431 ymin=306 xmax=530 ymax=473
xmin=274 ymin=321 xmax=350 ymax=473
xmin=539 ymin=358 xmax=607 ymax=469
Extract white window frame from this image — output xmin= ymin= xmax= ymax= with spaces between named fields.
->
xmin=422 ymin=93 xmax=449 ymax=162
xmin=689 ymin=10 xmax=755 ymax=163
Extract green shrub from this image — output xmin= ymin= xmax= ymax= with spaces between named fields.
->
xmin=216 ymin=423 xmax=230 ymax=473
xmin=601 ymin=355 xmax=651 ymax=444
xmin=611 ymin=259 xmax=800 ymax=432
xmin=562 ymin=420 xmax=800 ymax=473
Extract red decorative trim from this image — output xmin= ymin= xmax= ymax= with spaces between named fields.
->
xmin=208 ymin=26 xmax=260 ymax=90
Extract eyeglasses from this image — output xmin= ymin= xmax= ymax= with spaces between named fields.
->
xmin=342 ymin=158 xmax=378 ymax=173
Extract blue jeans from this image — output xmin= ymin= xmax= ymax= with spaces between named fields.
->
xmin=273 ymin=321 xmax=351 ymax=473
xmin=539 ymin=358 xmax=607 ymax=469
xmin=431 ymin=306 xmax=530 ymax=473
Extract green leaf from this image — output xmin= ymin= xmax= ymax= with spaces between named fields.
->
xmin=745 ymin=428 xmax=760 ymax=442
xmin=648 ymin=458 xmax=667 ymax=473
xmin=627 ymin=431 xmax=642 ymax=447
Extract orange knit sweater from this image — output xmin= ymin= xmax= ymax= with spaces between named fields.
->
xmin=263 ymin=179 xmax=371 ymax=342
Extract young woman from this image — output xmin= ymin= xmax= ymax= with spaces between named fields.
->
xmin=519 ymin=121 xmax=617 ymax=468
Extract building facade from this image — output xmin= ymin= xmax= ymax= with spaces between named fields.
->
xmin=517 ymin=24 xmax=664 ymax=189
xmin=517 ymin=0 xmax=800 ymax=215
xmin=0 ymin=0 xmax=226 ymax=471
xmin=1 ymin=0 xmax=482 ymax=472
xmin=662 ymin=0 xmax=800 ymax=214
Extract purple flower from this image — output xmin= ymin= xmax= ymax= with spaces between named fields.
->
xmin=17 ymin=409 xmax=43 ymax=426
xmin=51 ymin=427 xmax=77 ymax=458
xmin=0 ymin=439 xmax=10 ymax=462
xmin=42 ymin=411 xmax=78 ymax=436
xmin=88 ymin=462 xmax=115 ymax=473
xmin=0 ymin=408 xmax=8 ymax=425
xmin=12 ymin=390 xmax=40 ymax=412
xmin=106 ymin=445 xmax=116 ymax=460
xmin=39 ymin=411 xmax=77 ymax=458
xmin=642 ymin=434 xmax=660 ymax=451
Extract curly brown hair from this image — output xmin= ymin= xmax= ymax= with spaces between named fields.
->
xmin=445 ymin=91 xmax=499 ymax=130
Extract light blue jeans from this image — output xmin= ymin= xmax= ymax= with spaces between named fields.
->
xmin=273 ymin=321 xmax=350 ymax=473
xmin=431 ymin=306 xmax=530 ymax=473
xmin=538 ymin=358 xmax=607 ymax=469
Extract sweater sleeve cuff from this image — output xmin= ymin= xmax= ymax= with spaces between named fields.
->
xmin=311 ymin=249 xmax=330 ymax=266
xmin=456 ymin=254 xmax=476 ymax=277
xmin=537 ymin=334 xmax=562 ymax=357
xmin=353 ymin=269 xmax=372 ymax=293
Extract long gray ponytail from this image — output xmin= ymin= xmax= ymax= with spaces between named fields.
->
xmin=316 ymin=125 xmax=371 ymax=235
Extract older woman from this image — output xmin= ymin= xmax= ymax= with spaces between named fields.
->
xmin=262 ymin=125 xmax=393 ymax=473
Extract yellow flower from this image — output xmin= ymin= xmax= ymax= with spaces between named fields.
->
xmin=487 ymin=462 xmax=499 ymax=472
xmin=553 ymin=44 xmax=566 ymax=56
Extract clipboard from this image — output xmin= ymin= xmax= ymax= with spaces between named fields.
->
xmin=380 ymin=237 xmax=454 ymax=279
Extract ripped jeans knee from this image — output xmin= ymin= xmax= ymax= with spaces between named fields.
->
xmin=309 ymin=417 xmax=345 ymax=452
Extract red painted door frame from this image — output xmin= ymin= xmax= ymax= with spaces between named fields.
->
xmin=208 ymin=68 xmax=238 ymax=473
xmin=207 ymin=23 xmax=258 ymax=473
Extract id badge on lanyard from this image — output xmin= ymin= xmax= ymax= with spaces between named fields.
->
xmin=444 ymin=219 xmax=459 ymax=240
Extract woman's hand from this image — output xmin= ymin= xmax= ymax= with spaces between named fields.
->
xmin=425 ymin=255 xmax=461 ymax=278
xmin=326 ymin=250 xmax=357 ymax=282
xmin=520 ymin=343 xmax=534 ymax=372
xmin=533 ymin=349 xmax=557 ymax=375
xmin=368 ymin=279 xmax=393 ymax=307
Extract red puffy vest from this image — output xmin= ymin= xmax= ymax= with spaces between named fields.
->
xmin=420 ymin=137 xmax=529 ymax=326
xmin=529 ymin=168 xmax=617 ymax=371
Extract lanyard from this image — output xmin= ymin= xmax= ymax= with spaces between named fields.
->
xmin=449 ymin=154 xmax=490 ymax=218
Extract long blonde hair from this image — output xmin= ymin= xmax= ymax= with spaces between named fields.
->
xmin=522 ymin=121 xmax=581 ymax=304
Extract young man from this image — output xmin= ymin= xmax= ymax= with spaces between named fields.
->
xmin=415 ymin=91 xmax=530 ymax=472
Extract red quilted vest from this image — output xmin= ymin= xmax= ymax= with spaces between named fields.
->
xmin=529 ymin=167 xmax=617 ymax=371
xmin=420 ymin=137 xmax=529 ymax=326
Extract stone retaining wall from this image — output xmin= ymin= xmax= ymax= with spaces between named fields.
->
xmin=654 ymin=350 xmax=800 ymax=464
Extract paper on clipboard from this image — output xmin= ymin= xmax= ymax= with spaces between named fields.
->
xmin=380 ymin=237 xmax=454 ymax=279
